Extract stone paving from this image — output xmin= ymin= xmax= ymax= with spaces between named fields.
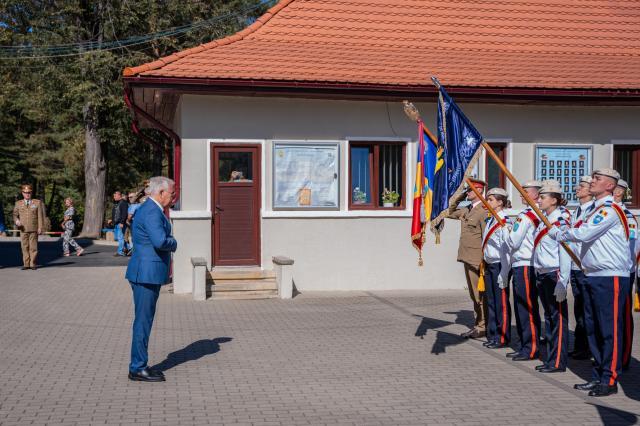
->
xmin=0 ymin=262 xmax=639 ymax=425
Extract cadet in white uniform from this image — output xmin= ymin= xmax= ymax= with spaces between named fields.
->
xmin=549 ymin=168 xmax=632 ymax=397
xmin=481 ymin=188 xmax=512 ymax=349
xmin=568 ymin=176 xmax=594 ymax=360
xmin=613 ymin=179 xmax=637 ymax=370
xmin=503 ymin=180 xmax=543 ymax=361
xmin=533 ymin=180 xmax=572 ymax=373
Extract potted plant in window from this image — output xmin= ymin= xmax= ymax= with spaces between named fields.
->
xmin=381 ymin=188 xmax=400 ymax=207
xmin=353 ymin=187 xmax=367 ymax=204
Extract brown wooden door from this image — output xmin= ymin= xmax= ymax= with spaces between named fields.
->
xmin=212 ymin=144 xmax=261 ymax=266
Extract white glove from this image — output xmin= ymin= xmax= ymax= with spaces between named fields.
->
xmin=554 ymin=282 xmax=567 ymax=302
xmin=15 ymin=219 xmax=21 ymax=227
xmin=547 ymin=226 xmax=560 ymax=240
xmin=498 ymin=274 xmax=508 ymax=289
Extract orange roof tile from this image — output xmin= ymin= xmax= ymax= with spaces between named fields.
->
xmin=124 ymin=0 xmax=640 ymax=91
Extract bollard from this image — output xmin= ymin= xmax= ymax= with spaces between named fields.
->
xmin=190 ymin=257 xmax=208 ymax=301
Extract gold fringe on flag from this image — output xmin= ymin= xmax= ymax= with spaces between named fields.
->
xmin=634 ymin=292 xmax=640 ymax=312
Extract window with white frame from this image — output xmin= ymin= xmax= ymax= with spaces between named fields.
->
xmin=272 ymin=143 xmax=339 ymax=209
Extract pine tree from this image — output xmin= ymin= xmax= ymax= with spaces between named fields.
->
xmin=0 ymin=0 xmax=269 ymax=235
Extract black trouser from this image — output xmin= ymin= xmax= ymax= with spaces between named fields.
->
xmin=512 ymin=265 xmax=540 ymax=358
xmin=622 ymin=272 xmax=635 ymax=369
xmin=485 ymin=261 xmax=511 ymax=345
xmin=537 ymin=272 xmax=568 ymax=370
xmin=570 ymin=270 xmax=590 ymax=355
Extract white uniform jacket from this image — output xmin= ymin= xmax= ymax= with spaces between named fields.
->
xmin=533 ymin=207 xmax=572 ymax=288
xmin=554 ymin=195 xmax=632 ymax=277
xmin=504 ymin=207 xmax=539 ymax=267
xmin=616 ymin=201 xmax=638 ymax=274
xmin=570 ymin=200 xmax=594 ymax=271
xmin=482 ymin=211 xmax=511 ymax=282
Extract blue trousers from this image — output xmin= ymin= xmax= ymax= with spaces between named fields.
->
xmin=115 ymin=224 xmax=129 ymax=255
xmin=584 ymin=275 xmax=629 ymax=385
xmin=623 ymin=272 xmax=635 ymax=369
xmin=129 ymin=282 xmax=161 ymax=373
xmin=537 ymin=272 xmax=568 ymax=370
xmin=484 ymin=262 xmax=511 ymax=345
xmin=512 ymin=266 xmax=540 ymax=358
xmin=570 ymin=270 xmax=590 ymax=354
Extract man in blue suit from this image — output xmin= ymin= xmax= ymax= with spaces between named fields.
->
xmin=125 ymin=176 xmax=177 ymax=382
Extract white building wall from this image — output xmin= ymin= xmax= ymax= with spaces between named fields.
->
xmin=169 ymin=94 xmax=640 ymax=292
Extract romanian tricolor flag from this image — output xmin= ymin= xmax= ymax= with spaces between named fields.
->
xmin=411 ymin=120 xmax=443 ymax=265
xmin=411 ymin=121 xmax=427 ymax=263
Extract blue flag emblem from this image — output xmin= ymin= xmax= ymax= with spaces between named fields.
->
xmin=430 ymin=85 xmax=484 ymax=225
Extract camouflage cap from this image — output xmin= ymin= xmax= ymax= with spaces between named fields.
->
xmin=487 ymin=187 xmax=508 ymax=198
xmin=539 ymin=179 xmax=563 ymax=195
xmin=522 ymin=180 xmax=543 ymax=189
xmin=592 ymin=168 xmax=620 ymax=182
xmin=616 ymin=179 xmax=629 ymax=190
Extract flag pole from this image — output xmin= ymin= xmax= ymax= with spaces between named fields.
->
xmin=429 ymin=76 xmax=582 ymax=269
xmin=417 ymin=119 xmax=503 ymax=225
xmin=464 ymin=177 xmax=504 ymax=225
xmin=481 ymin=141 xmax=582 ymax=269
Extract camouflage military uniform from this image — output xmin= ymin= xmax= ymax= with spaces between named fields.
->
xmin=13 ymin=198 xmax=45 ymax=268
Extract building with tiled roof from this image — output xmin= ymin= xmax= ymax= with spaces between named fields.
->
xmin=124 ymin=0 xmax=640 ymax=296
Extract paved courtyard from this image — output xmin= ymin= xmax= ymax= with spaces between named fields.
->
xmin=0 ymin=250 xmax=639 ymax=425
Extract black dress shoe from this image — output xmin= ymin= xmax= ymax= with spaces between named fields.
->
xmin=483 ymin=341 xmax=495 ymax=347
xmin=31 ymin=266 xmax=37 ymax=270
xmin=538 ymin=366 xmax=566 ymax=373
xmin=128 ymin=368 xmax=165 ymax=382
xmin=149 ymin=368 xmax=165 ymax=378
xmin=535 ymin=364 xmax=548 ymax=371
xmin=460 ymin=329 xmax=474 ymax=338
xmin=21 ymin=266 xmax=28 ymax=270
xmin=488 ymin=343 xmax=508 ymax=349
xmin=470 ymin=330 xmax=486 ymax=339
xmin=506 ymin=351 xmax=521 ymax=358
xmin=589 ymin=384 xmax=618 ymax=397
xmin=574 ymin=381 xmax=600 ymax=391
xmin=512 ymin=354 xmax=535 ymax=361
xmin=570 ymin=351 xmax=591 ymax=360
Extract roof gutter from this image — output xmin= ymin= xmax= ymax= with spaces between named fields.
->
xmin=123 ymin=76 xmax=640 ymax=103
xmin=123 ymin=84 xmax=182 ymax=207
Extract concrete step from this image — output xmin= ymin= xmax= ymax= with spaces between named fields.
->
xmin=210 ymin=290 xmax=279 ymax=300
xmin=209 ymin=279 xmax=277 ymax=292
xmin=209 ymin=268 xmax=275 ymax=281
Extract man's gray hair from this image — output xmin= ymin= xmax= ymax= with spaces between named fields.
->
xmin=147 ymin=176 xmax=175 ymax=195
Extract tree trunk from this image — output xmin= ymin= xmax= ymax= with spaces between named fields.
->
xmin=79 ymin=103 xmax=106 ymax=238
xmin=152 ymin=135 xmax=163 ymax=176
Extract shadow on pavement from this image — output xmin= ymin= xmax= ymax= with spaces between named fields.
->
xmin=413 ymin=310 xmax=475 ymax=355
xmin=0 ymin=239 xmax=129 ymax=268
xmin=151 ymin=337 xmax=233 ymax=372
xmin=592 ymin=403 xmax=638 ymax=425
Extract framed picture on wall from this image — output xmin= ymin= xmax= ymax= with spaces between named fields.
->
xmin=535 ymin=145 xmax=593 ymax=206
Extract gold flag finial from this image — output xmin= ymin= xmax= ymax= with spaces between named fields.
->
xmin=403 ymin=100 xmax=421 ymax=122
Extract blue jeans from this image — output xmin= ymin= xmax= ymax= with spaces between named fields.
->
xmin=114 ymin=224 xmax=129 ymax=255
xmin=129 ymin=282 xmax=161 ymax=373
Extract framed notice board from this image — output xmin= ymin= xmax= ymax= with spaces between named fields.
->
xmin=535 ymin=146 xmax=592 ymax=205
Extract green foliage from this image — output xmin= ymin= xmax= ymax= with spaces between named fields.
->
xmin=0 ymin=0 xmax=268 ymax=231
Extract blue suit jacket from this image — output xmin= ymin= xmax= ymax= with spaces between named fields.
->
xmin=125 ymin=199 xmax=177 ymax=285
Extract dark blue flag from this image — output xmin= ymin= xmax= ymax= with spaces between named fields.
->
xmin=430 ymin=85 xmax=483 ymax=226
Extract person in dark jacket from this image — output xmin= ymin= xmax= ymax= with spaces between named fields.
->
xmin=108 ymin=191 xmax=129 ymax=256
xmin=125 ymin=177 xmax=177 ymax=382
